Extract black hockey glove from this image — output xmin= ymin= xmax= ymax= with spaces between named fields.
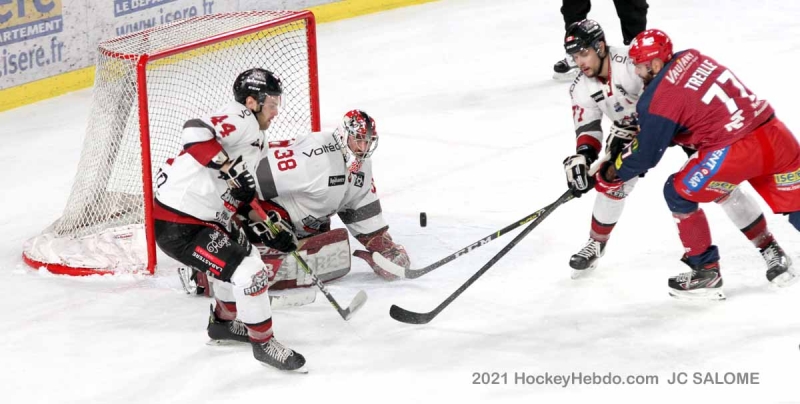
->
xmin=563 ymin=146 xmax=598 ymax=197
xmin=219 ymin=155 xmax=256 ymax=203
xmin=605 ymin=123 xmax=638 ymax=160
xmin=249 ymin=211 xmax=298 ymax=253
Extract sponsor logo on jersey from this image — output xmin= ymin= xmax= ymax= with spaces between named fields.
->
xmin=612 ymin=54 xmax=629 ymax=64
xmin=683 ymin=147 xmax=729 ymax=191
xmin=665 ymin=52 xmax=699 ymax=85
xmin=352 ymin=172 xmax=365 ymax=188
xmin=775 ymin=168 xmax=800 ymax=187
xmin=591 ymin=90 xmax=605 ymax=103
xmin=243 ymin=267 xmax=272 ymax=296
xmin=303 ymin=142 xmax=342 ymax=157
xmin=707 ymin=181 xmax=737 ymax=193
xmin=302 ymin=215 xmax=331 ymax=233
xmin=192 ymin=246 xmax=225 ymax=276
xmin=206 ymin=231 xmax=231 ymax=254
xmin=614 ymin=102 xmax=623 ymax=112
xmin=328 ymin=175 xmax=346 ymax=186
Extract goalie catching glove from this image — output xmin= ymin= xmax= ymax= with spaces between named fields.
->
xmin=249 ymin=210 xmax=298 ymax=253
xmin=352 ymin=227 xmax=409 ymax=280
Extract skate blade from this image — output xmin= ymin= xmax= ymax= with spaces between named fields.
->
xmin=570 ymin=263 xmax=597 ymax=279
xmin=769 ymin=270 xmax=800 ymax=288
xmin=553 ymin=70 xmax=579 ymax=81
xmin=570 ymin=265 xmax=597 ymax=279
xmin=668 ymin=287 xmax=726 ymax=301
xmin=259 ymin=362 xmax=309 ymax=374
xmin=206 ymin=339 xmax=248 ymax=346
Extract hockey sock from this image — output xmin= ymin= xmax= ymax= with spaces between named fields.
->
xmin=590 ymin=192 xmax=626 ymax=242
xmin=674 ymin=209 xmax=712 ymax=257
xmin=245 ymin=318 xmax=274 ymax=343
xmin=214 ymin=299 xmax=238 ymax=321
xmin=716 ymin=188 xmax=772 ymax=249
xmin=589 ymin=215 xmax=616 ymax=242
xmin=740 ymin=215 xmax=774 ymax=250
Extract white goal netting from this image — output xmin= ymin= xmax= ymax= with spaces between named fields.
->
xmin=23 ymin=11 xmax=319 ymax=275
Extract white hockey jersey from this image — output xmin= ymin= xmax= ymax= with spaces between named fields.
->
xmin=569 ymin=45 xmax=644 ymax=150
xmin=256 ymin=131 xmax=386 ymax=239
xmin=155 ymin=101 xmax=267 ymax=229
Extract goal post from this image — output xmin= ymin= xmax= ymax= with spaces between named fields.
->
xmin=22 ymin=11 xmax=320 ymax=276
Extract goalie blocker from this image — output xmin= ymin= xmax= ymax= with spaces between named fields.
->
xmin=182 ymin=228 xmax=352 ymax=296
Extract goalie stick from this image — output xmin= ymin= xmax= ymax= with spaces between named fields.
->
xmin=389 ymin=188 xmax=576 ymax=324
xmin=250 ymin=200 xmax=367 ymax=321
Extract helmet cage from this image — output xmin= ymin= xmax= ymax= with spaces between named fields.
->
xmin=338 ymin=110 xmax=378 ymax=170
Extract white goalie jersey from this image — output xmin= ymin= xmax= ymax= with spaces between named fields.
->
xmin=155 ymin=101 xmax=267 ymax=229
xmin=256 ymin=131 xmax=387 ymax=239
xmin=569 ymin=45 xmax=643 ymax=150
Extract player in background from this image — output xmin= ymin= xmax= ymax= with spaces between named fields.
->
xmin=563 ymin=20 xmax=788 ymax=280
xmin=554 ymin=0 xmax=648 ymax=80
xmin=597 ymin=29 xmax=800 ymax=300
xmin=153 ymin=68 xmax=306 ymax=371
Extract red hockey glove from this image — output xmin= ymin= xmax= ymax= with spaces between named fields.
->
xmin=353 ymin=227 xmax=409 ymax=280
xmin=594 ymin=161 xmax=624 ymax=194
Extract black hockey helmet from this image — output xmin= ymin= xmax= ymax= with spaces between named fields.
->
xmin=233 ymin=68 xmax=282 ymax=105
xmin=564 ymin=19 xmax=606 ymax=55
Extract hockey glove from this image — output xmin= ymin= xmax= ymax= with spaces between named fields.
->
xmin=249 ymin=211 xmax=298 ymax=253
xmin=353 ymin=227 xmax=410 ymax=280
xmin=563 ymin=154 xmax=594 ymax=196
xmin=219 ymin=155 xmax=256 ymax=203
xmin=594 ymin=161 xmax=624 ymax=194
xmin=606 ymin=123 xmax=638 ymax=160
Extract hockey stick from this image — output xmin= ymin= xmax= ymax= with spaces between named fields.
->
xmin=250 ymin=200 xmax=367 ymax=321
xmin=372 ymin=209 xmax=560 ymax=279
xmin=389 ymin=188 xmax=576 ymax=324
xmin=374 ymin=157 xmax=611 ymax=280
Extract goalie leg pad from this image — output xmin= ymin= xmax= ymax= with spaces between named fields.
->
xmin=267 ymin=228 xmax=351 ymax=290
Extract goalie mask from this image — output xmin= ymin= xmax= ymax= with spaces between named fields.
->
xmin=335 ymin=109 xmax=378 ymax=173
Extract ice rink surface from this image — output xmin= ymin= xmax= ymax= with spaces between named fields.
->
xmin=2 ymin=1 xmax=800 ymax=402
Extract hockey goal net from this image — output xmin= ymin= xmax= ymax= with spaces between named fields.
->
xmin=22 ymin=11 xmax=320 ymax=276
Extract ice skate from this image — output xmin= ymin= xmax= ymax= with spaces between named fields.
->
xmin=761 ymin=240 xmax=798 ymax=288
xmin=206 ymin=305 xmax=249 ymax=345
xmin=252 ymin=338 xmax=307 ymax=373
xmin=668 ymin=262 xmax=725 ymax=301
xmin=569 ymin=238 xmax=606 ymax=279
xmin=553 ymin=55 xmax=578 ymax=81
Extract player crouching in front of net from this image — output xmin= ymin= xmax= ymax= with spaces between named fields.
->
xmin=153 ymin=68 xmax=306 ymax=372
xmin=245 ymin=109 xmax=410 ymax=285
xmin=180 ymin=110 xmax=410 ymax=327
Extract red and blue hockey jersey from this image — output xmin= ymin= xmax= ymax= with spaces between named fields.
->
xmin=616 ymin=49 xmax=774 ymax=182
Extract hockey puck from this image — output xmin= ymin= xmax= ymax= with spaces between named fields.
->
xmin=419 ymin=212 xmax=427 ymax=227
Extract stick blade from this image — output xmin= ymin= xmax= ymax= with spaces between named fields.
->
xmin=372 ymin=252 xmax=409 ymax=278
xmin=342 ymin=290 xmax=368 ymax=321
xmin=389 ymin=304 xmax=433 ymax=324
